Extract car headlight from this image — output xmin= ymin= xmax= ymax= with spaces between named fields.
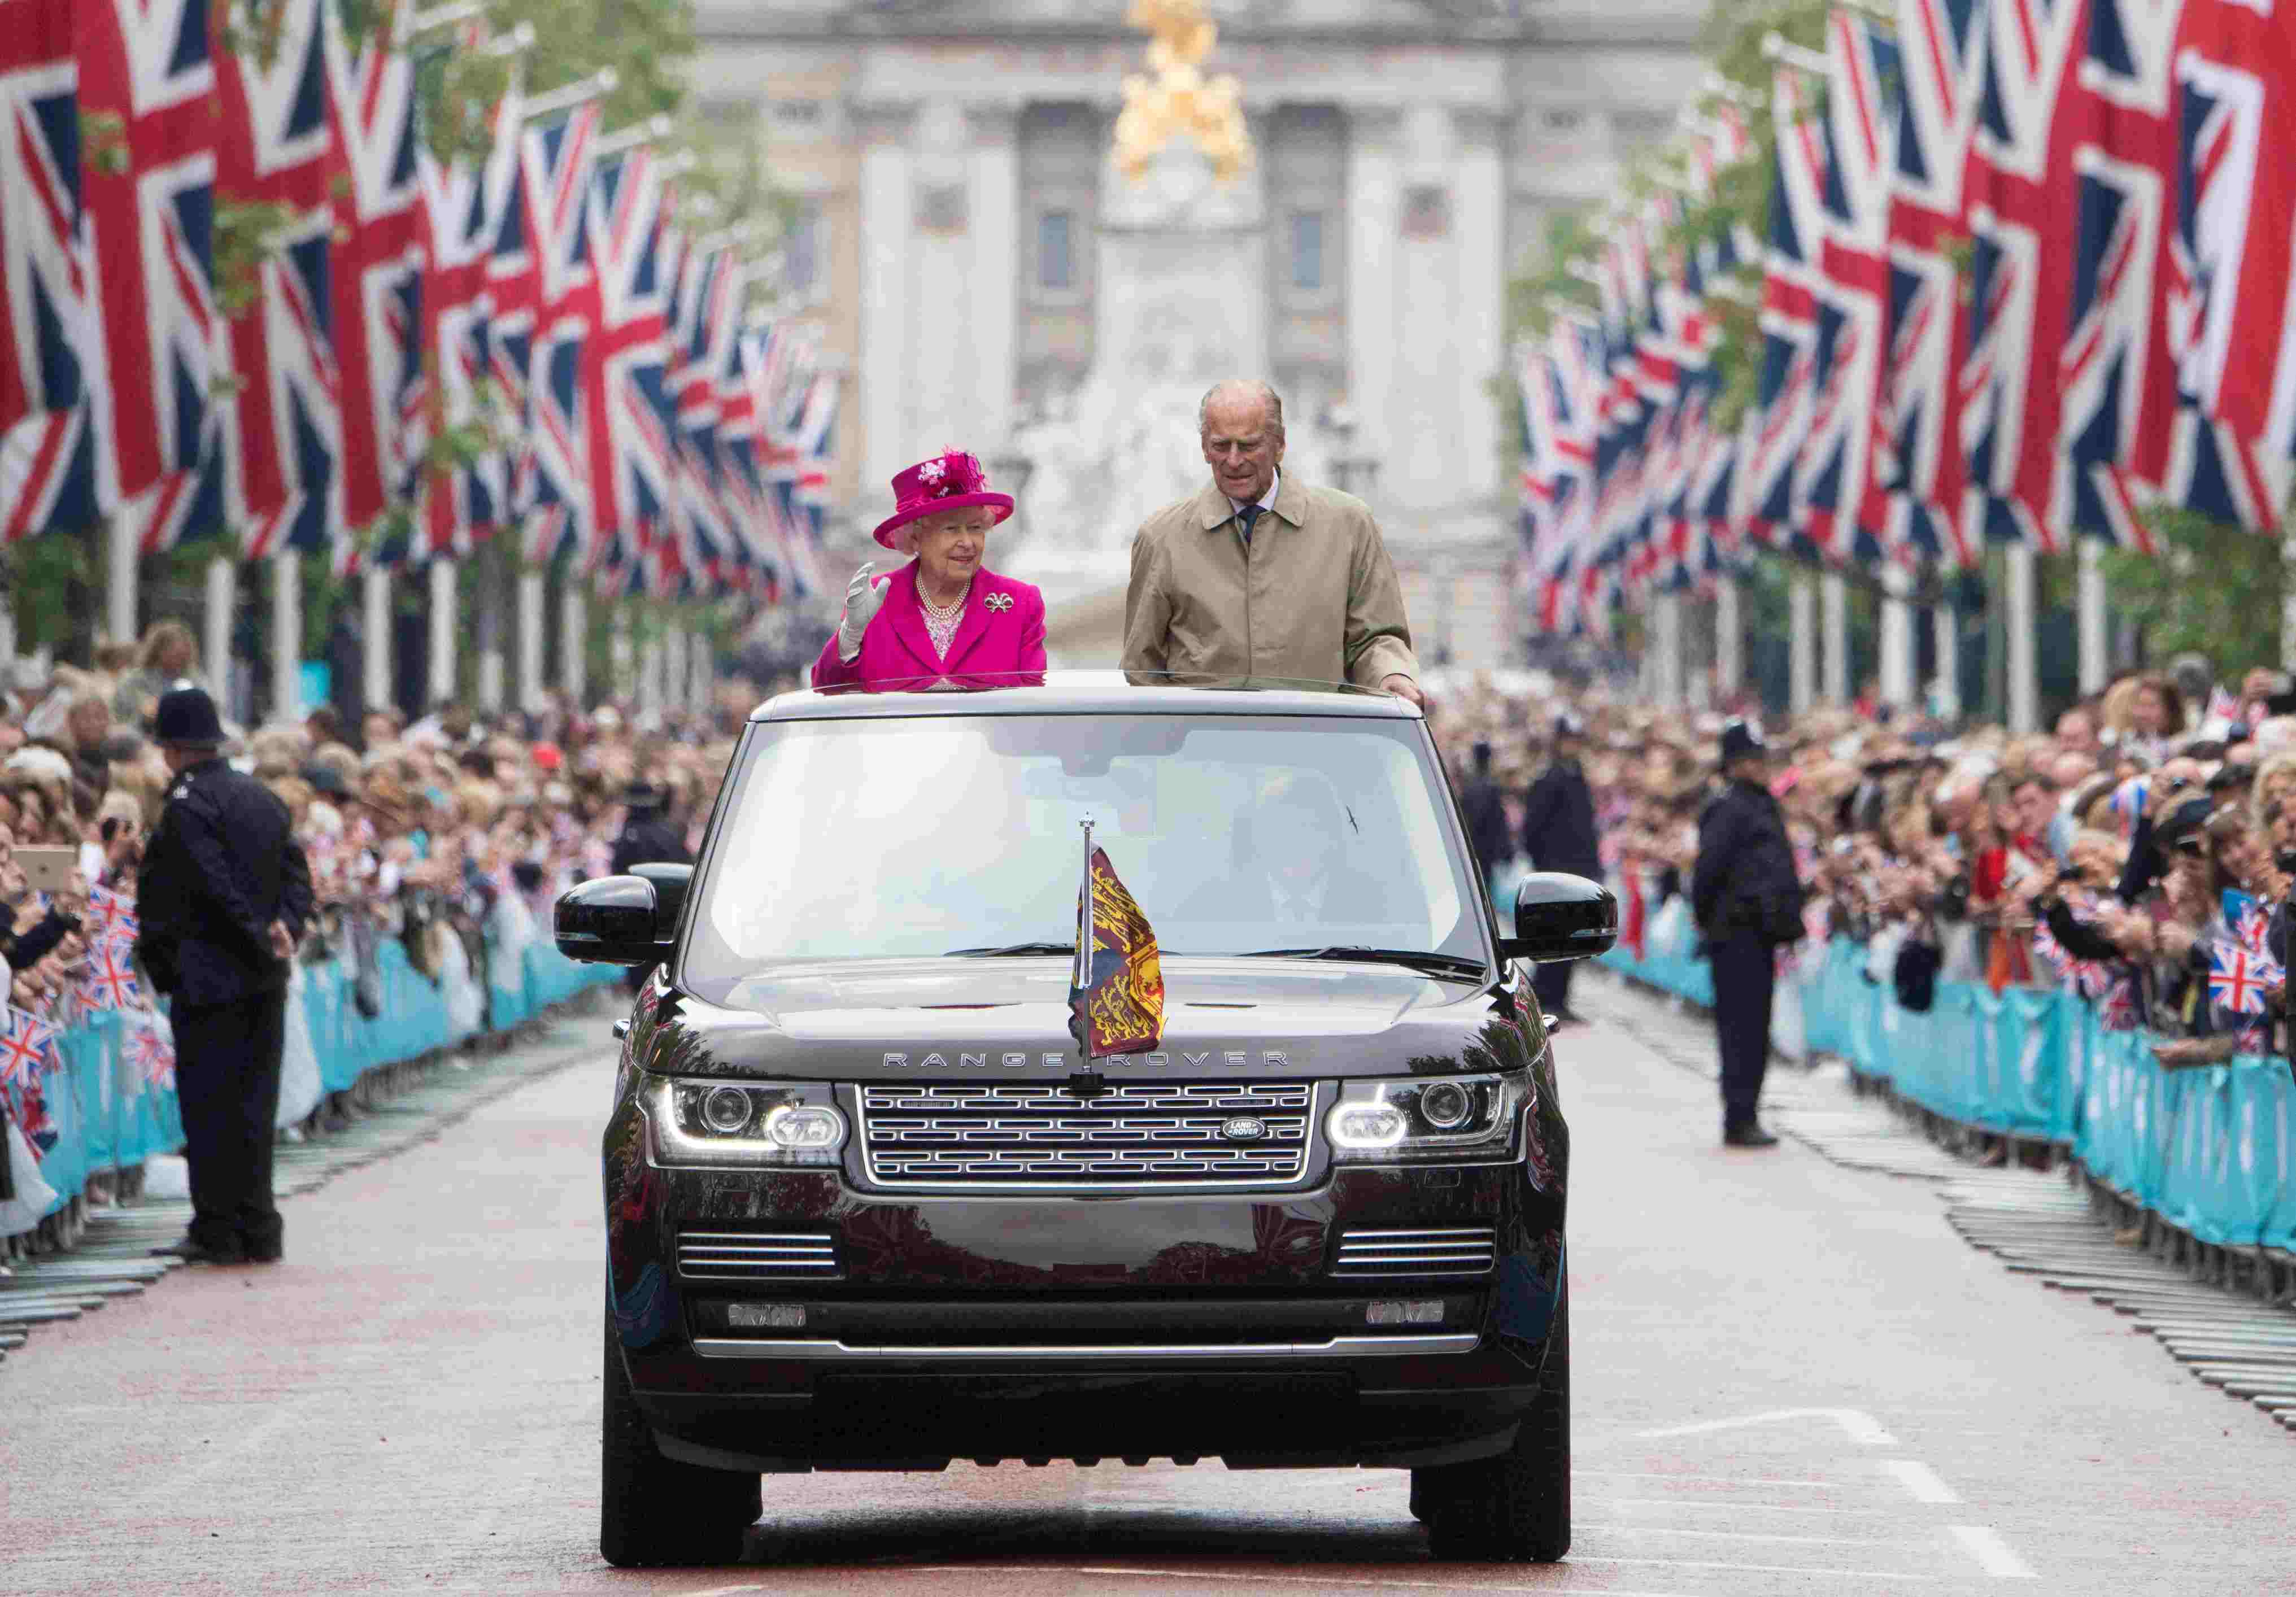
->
xmin=642 ymin=1077 xmax=848 ymax=1167
xmin=1325 ymin=1074 xmax=1528 ymax=1164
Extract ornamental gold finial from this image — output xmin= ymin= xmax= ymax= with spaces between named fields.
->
xmin=1114 ymin=0 xmax=1252 ymax=184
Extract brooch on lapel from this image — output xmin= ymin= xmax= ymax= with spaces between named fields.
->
xmin=983 ymin=592 xmax=1014 ymax=613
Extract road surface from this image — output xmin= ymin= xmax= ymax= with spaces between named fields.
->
xmin=6 ymin=984 xmax=2291 ymax=1596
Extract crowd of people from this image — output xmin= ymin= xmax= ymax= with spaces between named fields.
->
xmin=1430 ymin=655 xmax=2296 ymax=1079
xmin=0 ymin=618 xmax=746 ymax=1234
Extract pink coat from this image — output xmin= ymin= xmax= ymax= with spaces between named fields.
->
xmin=811 ymin=562 xmax=1048 ymax=690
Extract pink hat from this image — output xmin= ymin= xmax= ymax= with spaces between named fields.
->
xmin=871 ymin=451 xmax=1014 ymax=551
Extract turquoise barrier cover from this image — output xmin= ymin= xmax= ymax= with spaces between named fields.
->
xmin=25 ymin=935 xmax=617 ymax=1224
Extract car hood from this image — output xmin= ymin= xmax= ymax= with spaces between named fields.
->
xmin=642 ymin=957 xmax=1538 ymax=1082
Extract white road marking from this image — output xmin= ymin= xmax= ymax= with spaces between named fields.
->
xmin=1576 ymin=1468 xmax=1840 ymax=1487
xmin=1571 ymin=1554 xmax=1938 ymax=1579
xmin=1949 ymin=1524 xmax=2040 ymax=1579
xmin=1639 ymin=1407 xmax=1899 ymax=1446
xmin=1592 ymin=1496 xmax=1901 ymax=1517
xmin=1879 ymin=1459 xmax=1960 ymax=1503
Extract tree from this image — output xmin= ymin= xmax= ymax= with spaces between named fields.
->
xmin=2102 ymin=511 xmax=2287 ymax=677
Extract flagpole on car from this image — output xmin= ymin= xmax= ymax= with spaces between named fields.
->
xmin=1074 ymin=818 xmax=1096 ymax=1068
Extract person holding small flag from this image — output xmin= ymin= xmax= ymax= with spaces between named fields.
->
xmin=137 ymin=685 xmax=313 ymax=1267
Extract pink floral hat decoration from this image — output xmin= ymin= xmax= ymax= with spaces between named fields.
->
xmin=872 ymin=450 xmax=1015 ymax=551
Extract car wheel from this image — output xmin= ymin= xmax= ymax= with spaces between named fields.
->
xmin=1416 ymin=1289 xmax=1569 ymax=1563
xmin=600 ymin=1312 xmax=761 ymax=1568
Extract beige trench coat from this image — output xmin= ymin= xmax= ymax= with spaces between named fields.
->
xmin=1122 ymin=475 xmax=1419 ymax=691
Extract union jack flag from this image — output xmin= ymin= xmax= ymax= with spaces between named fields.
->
xmin=0 ymin=0 xmax=98 ymax=543
xmin=718 ymin=300 xmax=786 ymax=597
xmin=0 ymin=1005 xmax=56 ymax=1085
xmin=408 ymin=25 xmax=523 ymax=560
xmin=76 ymin=0 xmax=224 ymax=554
xmin=127 ymin=1013 xmax=173 ymax=1088
xmin=83 ymin=934 xmax=140 ymax=1012
xmin=211 ymin=0 xmax=341 ymax=561
xmin=1800 ymin=12 xmax=1900 ymax=567
xmin=321 ymin=0 xmax=422 ymax=565
xmin=86 ymin=883 xmax=137 ymax=940
xmin=1745 ymin=67 xmax=1829 ymax=552
xmin=2098 ymin=972 xmax=2142 ymax=1029
xmin=579 ymin=148 xmax=675 ymax=579
xmin=2208 ymin=940 xmax=2276 ymax=1016
xmin=500 ymin=101 xmax=600 ymax=560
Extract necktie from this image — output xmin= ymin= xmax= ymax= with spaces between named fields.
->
xmin=1236 ymin=503 xmax=1265 ymax=545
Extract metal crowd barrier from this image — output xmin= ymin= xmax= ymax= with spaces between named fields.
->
xmin=1601 ymin=932 xmax=2296 ymax=1260
xmin=8 ymin=932 xmax=620 ymax=1240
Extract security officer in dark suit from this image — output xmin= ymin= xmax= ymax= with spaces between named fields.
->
xmin=610 ymin=783 xmax=689 ymax=879
xmin=1691 ymin=719 xmax=1804 ymax=1148
xmin=610 ymin=783 xmax=689 ymax=991
xmin=138 ymin=685 xmax=313 ymax=1263
xmin=1519 ymin=714 xmax=1601 ymax=1027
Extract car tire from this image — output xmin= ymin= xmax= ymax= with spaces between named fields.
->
xmin=600 ymin=1312 xmax=761 ymax=1568
xmin=1415 ymin=1289 xmax=1569 ymax=1563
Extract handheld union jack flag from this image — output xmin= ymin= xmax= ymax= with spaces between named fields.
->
xmin=83 ymin=935 xmax=141 ymax=1013
xmin=2207 ymin=941 xmax=2276 ymax=1016
xmin=0 ymin=1005 xmax=56 ymax=1085
xmin=0 ymin=0 xmax=98 ymax=544
xmin=127 ymin=1013 xmax=174 ymax=1089
xmin=86 ymin=883 xmax=138 ymax=941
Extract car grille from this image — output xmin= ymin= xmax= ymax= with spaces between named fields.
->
xmin=855 ymin=1081 xmax=1317 ymax=1190
xmin=677 ymin=1231 xmax=841 ymax=1281
xmin=1331 ymin=1227 xmax=1499 ymax=1278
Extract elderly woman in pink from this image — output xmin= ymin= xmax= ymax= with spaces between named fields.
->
xmin=812 ymin=451 xmax=1048 ymax=689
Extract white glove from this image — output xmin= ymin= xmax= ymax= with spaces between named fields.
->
xmin=837 ymin=562 xmax=887 ymax=663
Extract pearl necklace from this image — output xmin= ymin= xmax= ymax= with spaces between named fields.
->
xmin=919 ymin=576 xmax=973 ymax=660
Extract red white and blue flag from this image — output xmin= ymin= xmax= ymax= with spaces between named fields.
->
xmin=0 ymin=0 xmax=98 ymax=544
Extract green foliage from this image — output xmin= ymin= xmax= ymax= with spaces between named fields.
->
xmin=2101 ymin=510 xmax=2289 ymax=675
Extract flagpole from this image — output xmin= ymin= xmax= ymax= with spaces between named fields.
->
xmin=1074 ymin=818 xmax=1096 ymax=1068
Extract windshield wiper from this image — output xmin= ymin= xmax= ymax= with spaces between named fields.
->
xmin=1241 ymin=946 xmax=1488 ymax=981
xmin=945 ymin=941 xmax=1077 ymax=957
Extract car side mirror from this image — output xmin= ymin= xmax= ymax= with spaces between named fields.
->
xmin=556 ymin=871 xmax=685 ymax=966
xmin=1499 ymin=872 xmax=1618 ymax=965
xmin=630 ymin=862 xmax=693 ymax=938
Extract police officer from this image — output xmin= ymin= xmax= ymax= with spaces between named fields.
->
xmin=1691 ymin=719 xmax=1804 ymax=1148
xmin=1456 ymin=741 xmax=1515 ymax=889
xmin=1519 ymin=714 xmax=1601 ymax=1027
xmin=610 ymin=783 xmax=689 ymax=991
xmin=138 ymin=685 xmax=313 ymax=1263
xmin=610 ymin=783 xmax=690 ymax=879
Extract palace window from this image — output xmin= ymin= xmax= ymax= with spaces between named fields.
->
xmin=1289 ymin=210 xmax=1327 ymax=294
xmin=782 ymin=199 xmax=824 ymax=305
xmin=1038 ymin=209 xmax=1076 ymax=292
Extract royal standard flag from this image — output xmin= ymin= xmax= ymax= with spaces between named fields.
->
xmin=1069 ymin=845 xmax=1166 ymax=1057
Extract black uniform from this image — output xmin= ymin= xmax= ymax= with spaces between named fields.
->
xmin=1691 ymin=777 xmax=1804 ymax=1133
xmin=138 ymin=757 xmax=313 ymax=1259
xmin=1457 ymin=766 xmax=1514 ymax=882
xmin=1519 ymin=757 xmax=1601 ymax=1020
xmin=610 ymin=795 xmax=690 ymax=991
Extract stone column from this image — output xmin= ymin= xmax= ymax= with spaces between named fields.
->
xmin=1789 ymin=573 xmax=1817 ymax=715
xmin=271 ymin=552 xmax=301 ymax=723
xmin=2078 ymin=536 xmax=2108 ymax=693
xmin=1714 ymin=577 xmax=1743 ymax=701
xmin=205 ymin=557 xmax=235 ymax=706
xmin=107 ymin=514 xmax=136 ymax=648
xmin=1821 ymin=571 xmax=1850 ymax=705
xmin=561 ymin=584 xmax=587 ymax=707
xmin=518 ymin=568 xmax=546 ymax=713
xmin=857 ymin=102 xmax=917 ymax=491
xmin=1344 ymin=108 xmax=1401 ymax=465
xmin=363 ymin=566 xmax=391 ymax=715
xmin=2005 ymin=540 xmax=2038 ymax=734
xmin=968 ymin=106 xmax=1021 ymax=450
xmin=1452 ymin=110 xmax=1506 ymax=507
xmin=428 ymin=558 xmax=457 ymax=710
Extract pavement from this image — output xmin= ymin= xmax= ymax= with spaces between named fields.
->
xmin=6 ymin=979 xmax=2294 ymax=1596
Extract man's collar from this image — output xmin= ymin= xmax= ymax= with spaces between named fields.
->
xmin=1199 ymin=470 xmax=1301 ymax=530
xmin=1226 ymin=467 xmax=1282 ymax=520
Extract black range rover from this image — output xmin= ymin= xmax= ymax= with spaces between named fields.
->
xmin=557 ymin=674 xmax=1615 ymax=1567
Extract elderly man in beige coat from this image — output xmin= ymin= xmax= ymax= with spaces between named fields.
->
xmin=1123 ymin=380 xmax=1422 ymax=704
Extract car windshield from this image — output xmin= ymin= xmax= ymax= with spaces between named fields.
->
xmin=684 ymin=712 xmax=1485 ymax=980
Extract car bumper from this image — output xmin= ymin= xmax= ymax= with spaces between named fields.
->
xmin=609 ymin=1163 xmax=1563 ymax=1472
